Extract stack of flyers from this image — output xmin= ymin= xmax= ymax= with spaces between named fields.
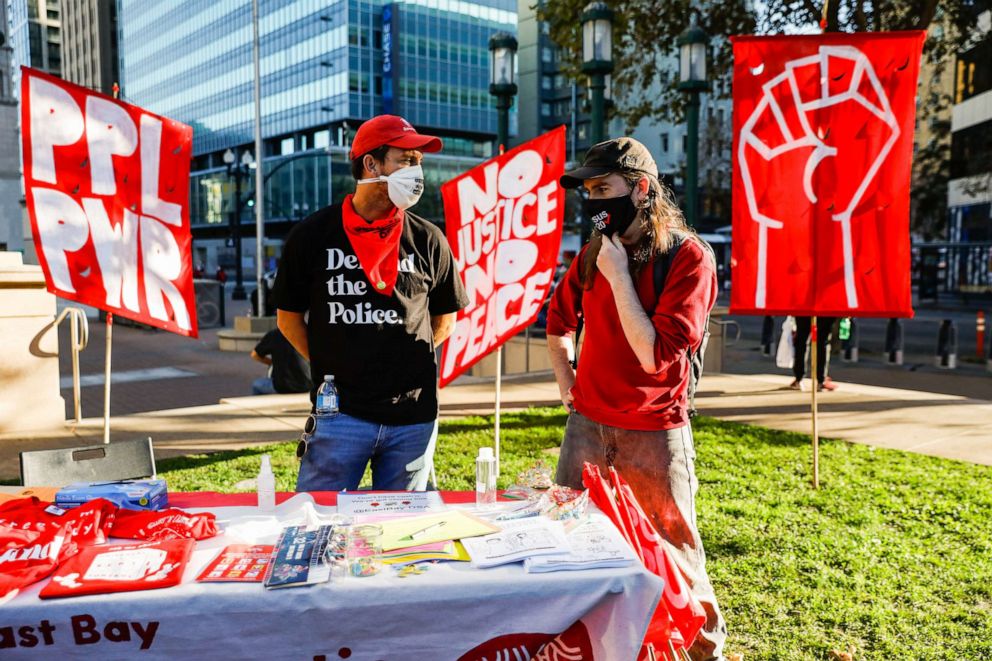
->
xmin=197 ymin=545 xmax=274 ymax=583
xmin=263 ymin=525 xmax=335 ymax=589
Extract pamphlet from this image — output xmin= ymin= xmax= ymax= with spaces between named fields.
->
xmin=379 ymin=510 xmax=500 ymax=551
xmin=524 ymin=518 xmax=636 ymax=573
xmin=197 ymin=544 xmax=274 ymax=582
xmin=337 ymin=491 xmax=446 ymax=516
xmin=460 ymin=518 xmax=570 ymax=569
xmin=262 ymin=525 xmax=334 ymax=589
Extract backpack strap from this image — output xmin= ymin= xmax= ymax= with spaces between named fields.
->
xmin=651 ymin=231 xmax=716 ymax=420
xmin=652 ymin=230 xmax=688 ymax=300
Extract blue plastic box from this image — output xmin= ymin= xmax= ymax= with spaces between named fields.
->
xmin=55 ymin=479 xmax=168 ymax=511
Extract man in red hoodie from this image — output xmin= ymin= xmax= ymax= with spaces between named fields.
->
xmin=546 ymin=138 xmax=726 ymax=660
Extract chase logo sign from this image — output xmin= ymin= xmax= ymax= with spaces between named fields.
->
xmin=382 ymin=6 xmax=393 ymax=75
xmin=382 ymin=5 xmax=395 ymax=113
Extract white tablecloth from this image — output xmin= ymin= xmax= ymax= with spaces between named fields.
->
xmin=1 ymin=494 xmax=664 ymax=660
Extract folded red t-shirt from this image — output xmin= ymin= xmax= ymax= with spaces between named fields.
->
xmin=40 ymin=538 xmax=194 ymax=599
xmin=110 ymin=508 xmax=218 ymax=541
xmin=0 ymin=497 xmax=118 ymax=602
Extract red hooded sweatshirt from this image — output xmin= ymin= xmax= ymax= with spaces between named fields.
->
xmin=546 ymin=238 xmax=717 ymax=431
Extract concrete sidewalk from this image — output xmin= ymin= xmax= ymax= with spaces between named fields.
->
xmin=1 ymin=370 xmax=989 ymax=481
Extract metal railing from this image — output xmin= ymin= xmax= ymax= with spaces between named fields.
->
xmin=54 ymin=307 xmax=89 ymax=423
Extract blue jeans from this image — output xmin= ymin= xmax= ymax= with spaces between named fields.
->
xmin=296 ymin=412 xmax=437 ymax=492
xmin=252 ymin=377 xmax=276 ymax=395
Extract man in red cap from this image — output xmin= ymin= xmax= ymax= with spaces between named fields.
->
xmin=273 ymin=115 xmax=469 ymax=492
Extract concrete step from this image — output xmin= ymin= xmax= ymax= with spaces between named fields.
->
xmin=217 ymin=315 xmax=277 ymax=352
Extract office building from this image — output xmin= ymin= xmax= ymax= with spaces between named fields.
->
xmin=517 ymin=0 xmax=732 ymax=232
xmin=8 ymin=0 xmax=62 ymax=87
xmin=117 ymin=0 xmax=516 ymax=277
xmin=947 ymin=8 xmax=990 ymax=244
xmin=1 ymin=0 xmax=23 ymax=252
xmin=60 ymin=0 xmax=119 ymax=95
xmin=517 ymin=0 xmax=597 ymax=164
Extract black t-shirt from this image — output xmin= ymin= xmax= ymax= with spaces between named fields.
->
xmin=272 ymin=203 xmax=469 ymax=425
xmin=254 ymin=329 xmax=312 ymax=394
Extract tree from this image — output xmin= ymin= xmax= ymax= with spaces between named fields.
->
xmin=537 ymin=0 xmax=989 ymax=234
xmin=539 ymin=0 xmax=982 ymax=125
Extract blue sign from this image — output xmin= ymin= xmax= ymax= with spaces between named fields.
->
xmin=382 ymin=5 xmax=394 ymax=114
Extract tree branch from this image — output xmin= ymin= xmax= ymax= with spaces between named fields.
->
xmin=913 ymin=0 xmax=939 ymax=30
xmin=852 ymin=0 xmax=868 ymax=31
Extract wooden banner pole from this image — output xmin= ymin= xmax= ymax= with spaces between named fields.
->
xmin=103 ymin=81 xmax=123 ymax=446
xmin=493 ymin=143 xmax=506 ymax=478
xmin=102 ymin=313 xmax=112 ymax=444
xmin=494 ymin=347 xmax=502 ymax=477
xmin=811 ymin=315 xmax=819 ymax=488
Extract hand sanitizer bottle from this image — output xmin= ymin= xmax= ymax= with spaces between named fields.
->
xmin=257 ymin=454 xmax=276 ymax=511
xmin=476 ymin=447 xmax=497 ymax=509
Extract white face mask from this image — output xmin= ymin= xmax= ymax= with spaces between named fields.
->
xmin=357 ymin=164 xmax=425 ymax=210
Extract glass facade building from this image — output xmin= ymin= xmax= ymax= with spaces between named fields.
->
xmin=117 ymin=0 xmax=516 ymax=275
xmin=9 ymin=0 xmax=63 ymax=92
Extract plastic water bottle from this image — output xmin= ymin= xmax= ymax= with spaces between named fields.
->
xmin=476 ymin=447 xmax=497 ymax=509
xmin=316 ymin=375 xmax=339 ymax=415
xmin=257 ymin=454 xmax=275 ymax=511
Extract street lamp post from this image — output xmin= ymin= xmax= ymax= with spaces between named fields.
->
xmin=488 ymin=31 xmax=519 ymax=478
xmin=678 ymin=13 xmax=709 ymax=228
xmin=224 ymin=148 xmax=255 ymax=300
xmin=488 ymin=32 xmax=518 ymax=155
xmin=582 ymin=2 xmax=614 ymax=146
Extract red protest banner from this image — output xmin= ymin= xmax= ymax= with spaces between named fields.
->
xmin=730 ymin=32 xmax=924 ymax=318
xmin=20 ymin=67 xmax=197 ymax=336
xmin=439 ymin=127 xmax=565 ymax=387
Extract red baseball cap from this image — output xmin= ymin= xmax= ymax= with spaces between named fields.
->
xmin=349 ymin=115 xmax=443 ymax=159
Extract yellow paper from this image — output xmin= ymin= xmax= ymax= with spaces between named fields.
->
xmin=382 ymin=541 xmax=471 ymax=565
xmin=379 ymin=510 xmax=500 ymax=551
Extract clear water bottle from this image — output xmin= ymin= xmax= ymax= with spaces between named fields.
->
xmin=316 ymin=374 xmax=339 ymax=415
xmin=476 ymin=447 xmax=497 ymax=509
xmin=257 ymin=454 xmax=275 ymax=511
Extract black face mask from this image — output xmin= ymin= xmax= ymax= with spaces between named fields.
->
xmin=586 ymin=193 xmax=638 ymax=238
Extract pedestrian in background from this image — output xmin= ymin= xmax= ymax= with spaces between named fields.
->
xmin=250 ymin=328 xmax=312 ymax=395
xmin=789 ymin=316 xmax=839 ymax=392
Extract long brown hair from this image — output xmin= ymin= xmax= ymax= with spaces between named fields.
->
xmin=580 ymin=172 xmax=697 ymax=289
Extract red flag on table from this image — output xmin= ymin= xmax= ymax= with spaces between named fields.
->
xmin=582 ymin=463 xmax=707 ymax=656
xmin=611 ymin=471 xmax=706 ymax=655
xmin=20 ymin=66 xmax=198 ymax=337
xmin=439 ymin=127 xmax=565 ymax=387
xmin=730 ymin=32 xmax=924 ymax=317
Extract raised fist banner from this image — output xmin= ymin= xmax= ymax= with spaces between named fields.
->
xmin=730 ymin=32 xmax=924 ymax=317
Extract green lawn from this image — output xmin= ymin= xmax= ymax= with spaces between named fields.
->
xmin=157 ymin=408 xmax=992 ymax=660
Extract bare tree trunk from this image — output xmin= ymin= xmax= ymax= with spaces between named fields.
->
xmin=852 ymin=0 xmax=868 ymax=31
xmin=914 ymin=0 xmax=939 ymax=30
xmin=825 ymin=0 xmax=842 ymax=31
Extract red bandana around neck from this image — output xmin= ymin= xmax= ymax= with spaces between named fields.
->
xmin=341 ymin=194 xmax=404 ymax=296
